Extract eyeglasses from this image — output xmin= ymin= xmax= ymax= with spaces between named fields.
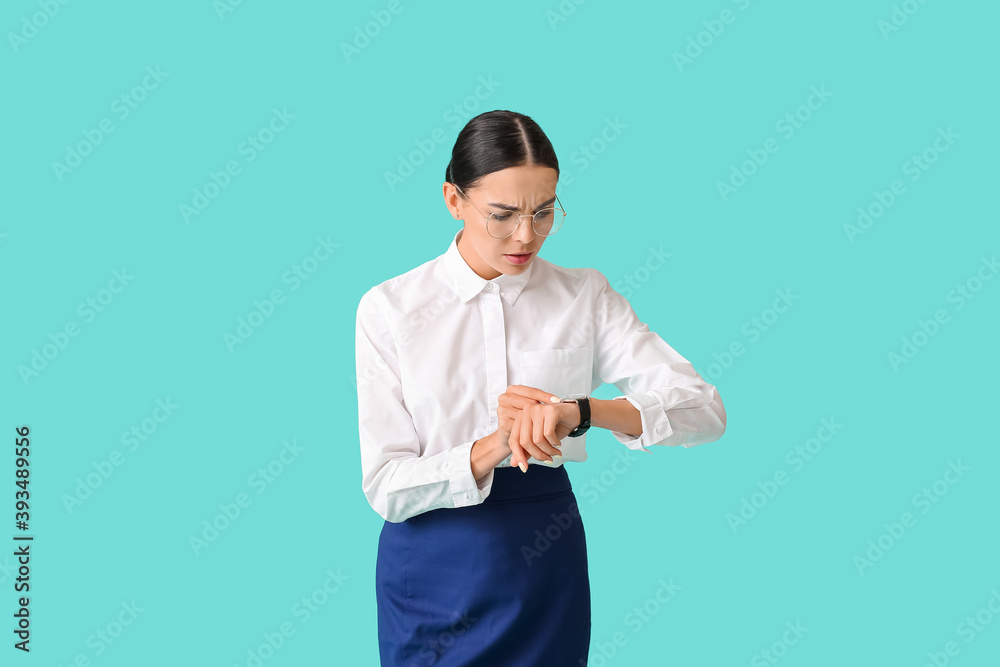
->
xmin=452 ymin=183 xmax=566 ymax=239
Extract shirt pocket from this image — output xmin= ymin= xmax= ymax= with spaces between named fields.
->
xmin=519 ymin=347 xmax=592 ymax=399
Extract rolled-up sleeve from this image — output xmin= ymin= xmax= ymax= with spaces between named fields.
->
xmin=356 ymin=288 xmax=493 ymax=523
xmin=591 ymin=272 xmax=727 ymax=453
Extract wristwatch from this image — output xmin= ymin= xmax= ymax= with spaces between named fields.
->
xmin=560 ymin=394 xmax=591 ymax=437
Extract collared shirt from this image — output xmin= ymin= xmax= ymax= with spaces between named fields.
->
xmin=356 ymin=229 xmax=726 ymax=523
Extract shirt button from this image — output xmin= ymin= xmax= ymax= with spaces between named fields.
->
xmin=486 ymin=282 xmax=496 ymax=291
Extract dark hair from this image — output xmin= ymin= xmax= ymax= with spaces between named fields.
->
xmin=445 ymin=110 xmax=559 ymax=192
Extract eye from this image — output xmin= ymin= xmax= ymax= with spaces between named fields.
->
xmin=534 ymin=209 xmax=552 ymax=220
xmin=490 ymin=212 xmax=512 ymax=222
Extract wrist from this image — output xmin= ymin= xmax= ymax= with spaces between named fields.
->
xmin=560 ymin=395 xmax=591 ymax=437
xmin=471 ymin=431 xmax=508 ymax=481
xmin=589 ymin=397 xmax=642 ymax=438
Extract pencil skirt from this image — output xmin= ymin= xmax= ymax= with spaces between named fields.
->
xmin=375 ymin=464 xmax=592 ymax=666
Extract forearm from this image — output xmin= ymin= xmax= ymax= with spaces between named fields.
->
xmin=363 ymin=438 xmax=489 ymax=523
xmin=590 ymin=397 xmax=642 ymax=438
xmin=470 ymin=430 xmax=509 ymax=482
xmin=599 ymin=385 xmax=727 ymax=451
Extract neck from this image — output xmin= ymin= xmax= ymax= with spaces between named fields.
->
xmin=456 ymin=229 xmax=501 ymax=280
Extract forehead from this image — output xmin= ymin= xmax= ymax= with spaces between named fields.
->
xmin=474 ymin=166 xmax=558 ymax=208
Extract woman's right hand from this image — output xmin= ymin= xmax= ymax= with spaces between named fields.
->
xmin=497 ymin=385 xmax=564 ymax=470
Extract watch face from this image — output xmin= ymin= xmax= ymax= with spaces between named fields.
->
xmin=562 ymin=394 xmax=587 ymax=400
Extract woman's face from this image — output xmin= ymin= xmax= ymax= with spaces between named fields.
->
xmin=444 ymin=164 xmax=559 ymax=280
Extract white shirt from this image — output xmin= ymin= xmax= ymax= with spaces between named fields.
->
xmin=356 ymin=229 xmax=726 ymax=523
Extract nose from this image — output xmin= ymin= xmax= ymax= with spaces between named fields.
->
xmin=512 ymin=214 xmax=536 ymax=244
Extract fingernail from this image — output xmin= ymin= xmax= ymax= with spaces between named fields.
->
xmin=550 ymin=396 xmax=561 ymax=403
xmin=553 ymin=453 xmax=562 ymax=459
xmin=518 ymin=461 xmax=527 ymax=473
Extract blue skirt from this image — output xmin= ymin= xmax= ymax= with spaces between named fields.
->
xmin=376 ymin=464 xmax=591 ymax=666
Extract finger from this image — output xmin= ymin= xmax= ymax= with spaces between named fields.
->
xmin=554 ymin=423 xmax=573 ymax=440
xmin=532 ymin=409 xmax=546 ymax=453
xmin=508 ymin=411 xmax=519 ymax=457
xmin=519 ymin=410 xmax=533 ymax=455
xmin=498 ymin=403 xmax=523 ymax=438
xmin=530 ymin=409 xmax=560 ymax=462
xmin=518 ymin=411 xmax=552 ymax=463
xmin=498 ymin=410 xmax=515 ymax=434
xmin=542 ymin=410 xmax=563 ymax=452
xmin=504 ymin=395 xmax=554 ymax=413
xmin=509 ymin=413 xmax=528 ymax=472
xmin=506 ymin=384 xmax=562 ymax=405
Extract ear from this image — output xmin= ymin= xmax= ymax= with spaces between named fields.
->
xmin=442 ymin=182 xmax=463 ymax=220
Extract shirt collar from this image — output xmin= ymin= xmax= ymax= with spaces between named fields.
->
xmin=442 ymin=229 xmax=533 ymax=306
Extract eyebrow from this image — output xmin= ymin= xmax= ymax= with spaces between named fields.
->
xmin=487 ymin=196 xmax=556 ymax=212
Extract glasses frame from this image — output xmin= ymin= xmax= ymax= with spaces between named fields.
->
xmin=452 ymin=182 xmax=566 ymax=239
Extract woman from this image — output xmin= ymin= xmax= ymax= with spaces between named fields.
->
xmin=356 ymin=109 xmax=726 ymax=665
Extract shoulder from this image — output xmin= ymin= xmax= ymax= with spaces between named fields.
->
xmin=533 ymin=258 xmax=634 ymax=322
xmin=534 ymin=257 xmax=612 ymax=291
xmin=357 ymin=253 xmax=447 ymax=314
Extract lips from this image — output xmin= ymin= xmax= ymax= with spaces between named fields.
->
xmin=504 ymin=251 xmax=533 ymax=265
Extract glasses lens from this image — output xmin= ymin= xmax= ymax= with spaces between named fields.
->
xmin=485 ymin=213 xmax=517 ymax=239
xmin=484 ymin=206 xmax=566 ymax=238
xmin=532 ymin=208 xmax=565 ymax=236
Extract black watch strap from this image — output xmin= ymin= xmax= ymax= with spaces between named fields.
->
xmin=563 ymin=396 xmax=591 ymax=437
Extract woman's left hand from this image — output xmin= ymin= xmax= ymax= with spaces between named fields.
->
xmin=508 ymin=400 xmax=579 ymax=467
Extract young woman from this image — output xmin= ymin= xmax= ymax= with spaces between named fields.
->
xmin=356 ymin=109 xmax=727 ymax=665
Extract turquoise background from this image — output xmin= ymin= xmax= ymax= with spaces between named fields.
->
xmin=2 ymin=0 xmax=998 ymax=664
